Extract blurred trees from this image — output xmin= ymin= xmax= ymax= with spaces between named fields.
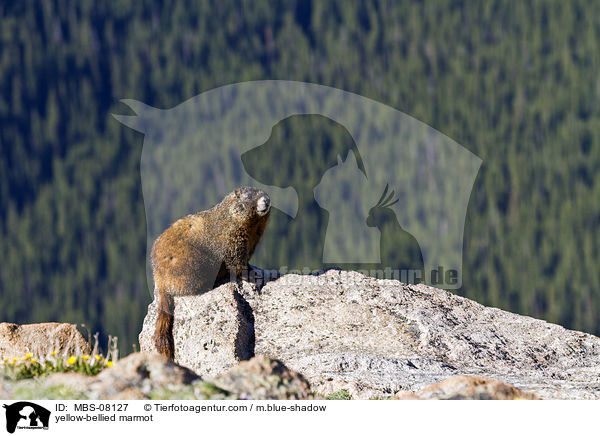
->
xmin=0 ymin=0 xmax=599 ymax=350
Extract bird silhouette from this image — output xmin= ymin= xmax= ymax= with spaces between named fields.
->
xmin=366 ymin=184 xmax=424 ymax=283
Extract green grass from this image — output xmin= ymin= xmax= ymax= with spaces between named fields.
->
xmin=10 ymin=382 xmax=90 ymax=400
xmin=326 ymin=389 xmax=352 ymax=400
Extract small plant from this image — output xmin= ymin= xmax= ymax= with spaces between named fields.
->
xmin=326 ymin=389 xmax=352 ymax=400
xmin=0 ymin=334 xmax=118 ymax=380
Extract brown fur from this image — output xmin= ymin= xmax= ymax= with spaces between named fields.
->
xmin=151 ymin=187 xmax=271 ymax=358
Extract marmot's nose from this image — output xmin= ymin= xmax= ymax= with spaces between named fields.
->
xmin=256 ymin=195 xmax=270 ymax=215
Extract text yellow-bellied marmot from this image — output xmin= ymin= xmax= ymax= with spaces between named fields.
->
xmin=152 ymin=187 xmax=271 ymax=358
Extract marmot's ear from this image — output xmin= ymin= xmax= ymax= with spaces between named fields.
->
xmin=229 ymin=201 xmax=245 ymax=217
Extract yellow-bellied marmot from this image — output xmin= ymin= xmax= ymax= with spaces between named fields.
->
xmin=152 ymin=187 xmax=271 ymax=359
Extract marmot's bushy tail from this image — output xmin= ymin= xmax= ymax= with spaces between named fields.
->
xmin=154 ymin=288 xmax=174 ymax=359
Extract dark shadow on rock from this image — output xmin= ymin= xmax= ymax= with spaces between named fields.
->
xmin=232 ymin=287 xmax=255 ymax=361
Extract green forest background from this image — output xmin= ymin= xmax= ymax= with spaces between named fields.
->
xmin=1 ymin=0 xmax=599 ymax=352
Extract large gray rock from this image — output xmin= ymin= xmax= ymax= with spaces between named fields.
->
xmin=247 ymin=270 xmax=600 ymax=399
xmin=139 ymin=283 xmax=253 ymax=377
xmin=394 ymin=375 xmax=538 ymax=400
xmin=0 ymin=322 xmax=90 ymax=361
xmin=139 ymin=270 xmax=600 ymax=399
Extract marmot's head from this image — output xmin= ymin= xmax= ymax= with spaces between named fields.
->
xmin=226 ymin=186 xmax=271 ymax=224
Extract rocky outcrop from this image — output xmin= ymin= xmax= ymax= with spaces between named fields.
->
xmin=87 ymin=352 xmax=200 ymax=399
xmin=394 ymin=375 xmax=538 ymax=400
xmin=0 ymin=323 xmax=90 ymax=360
xmin=0 ymin=353 xmax=312 ymax=400
xmin=139 ymin=270 xmax=600 ymax=399
xmin=139 ymin=283 xmax=254 ymax=377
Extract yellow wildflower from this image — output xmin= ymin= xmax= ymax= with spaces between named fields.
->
xmin=106 ymin=361 xmax=114 ymax=367
xmin=94 ymin=354 xmax=102 ymax=360
xmin=82 ymin=355 xmax=90 ymax=360
xmin=25 ymin=353 xmax=33 ymax=359
xmin=30 ymin=358 xmax=37 ymax=363
xmin=50 ymin=351 xmax=57 ymax=357
xmin=67 ymin=356 xmax=77 ymax=365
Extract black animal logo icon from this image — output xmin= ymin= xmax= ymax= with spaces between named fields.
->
xmin=3 ymin=402 xmax=50 ymax=433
